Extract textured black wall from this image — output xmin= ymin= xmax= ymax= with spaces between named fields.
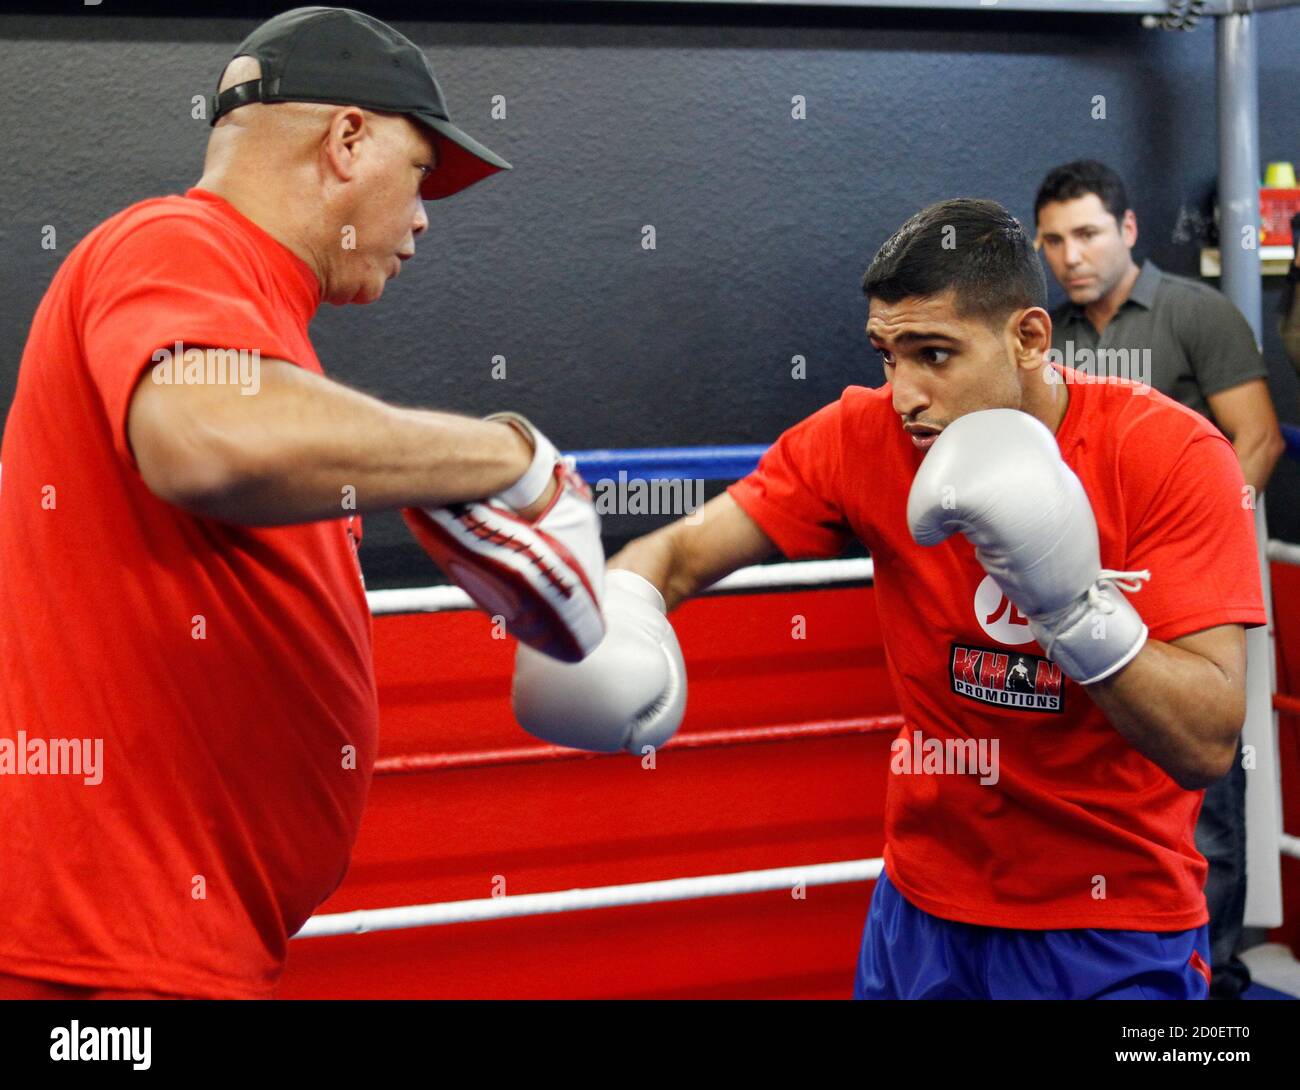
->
xmin=3 ymin=3 xmax=1298 ymax=588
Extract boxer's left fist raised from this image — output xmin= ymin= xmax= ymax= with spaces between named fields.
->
xmin=907 ymin=408 xmax=1149 ymax=685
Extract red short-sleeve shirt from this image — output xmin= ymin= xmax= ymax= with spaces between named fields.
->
xmin=0 ymin=189 xmax=378 ymax=997
xmin=729 ymin=369 xmax=1266 ymax=930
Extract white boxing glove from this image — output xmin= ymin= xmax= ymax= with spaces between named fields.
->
xmin=907 ymin=408 xmax=1150 ymax=686
xmin=512 ymin=569 xmax=686 ymax=753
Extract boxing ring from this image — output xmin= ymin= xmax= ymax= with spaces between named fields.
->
xmin=279 ymin=430 xmax=1300 ymax=998
xmin=276 ymin=0 xmax=1300 ymax=1000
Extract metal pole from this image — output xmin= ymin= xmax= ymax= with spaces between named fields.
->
xmin=1215 ymin=12 xmax=1262 ymax=336
xmin=1216 ymin=9 xmax=1284 ymax=931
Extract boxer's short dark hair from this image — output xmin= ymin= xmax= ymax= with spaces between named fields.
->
xmin=862 ymin=198 xmax=1047 ymax=328
xmin=1033 ymin=159 xmax=1130 ymax=226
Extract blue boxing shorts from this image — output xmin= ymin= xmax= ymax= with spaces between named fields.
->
xmin=854 ymin=870 xmax=1212 ymax=1000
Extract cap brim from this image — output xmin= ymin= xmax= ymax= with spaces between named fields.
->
xmin=415 ymin=113 xmax=512 ymax=200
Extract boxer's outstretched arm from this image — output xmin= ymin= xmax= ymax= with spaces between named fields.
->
xmin=1084 ymin=623 xmax=1247 ymax=791
xmin=127 ymin=354 xmax=537 ymax=525
xmin=609 ymin=493 xmax=777 ymax=612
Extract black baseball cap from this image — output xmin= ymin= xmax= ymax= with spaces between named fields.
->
xmin=210 ymin=6 xmax=511 ymax=200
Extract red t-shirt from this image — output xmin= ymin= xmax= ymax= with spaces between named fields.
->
xmin=0 ymin=188 xmax=378 ymax=997
xmin=729 ymin=369 xmax=1266 ymax=930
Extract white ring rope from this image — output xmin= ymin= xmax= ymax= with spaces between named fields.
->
xmin=300 ymin=833 xmax=1300 ymax=939
xmin=294 ymin=858 xmax=883 ymax=939
xmin=368 ymin=558 xmax=874 ymax=615
xmin=372 ymin=541 xmax=1300 ymax=617
xmin=367 ymin=584 xmax=475 ymax=615
xmin=708 ymin=557 xmax=874 ymax=593
xmin=1268 ymin=539 xmax=1300 ymax=567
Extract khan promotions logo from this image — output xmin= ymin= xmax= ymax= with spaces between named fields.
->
xmin=948 ymin=575 xmax=1065 ymax=711
xmin=949 ymin=643 xmax=1065 ymax=713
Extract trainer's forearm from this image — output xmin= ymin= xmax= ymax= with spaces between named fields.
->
xmin=1084 ymin=640 xmax=1243 ymax=790
xmin=227 ymin=401 xmax=533 ymax=524
xmin=130 ymin=358 xmax=534 ymax=525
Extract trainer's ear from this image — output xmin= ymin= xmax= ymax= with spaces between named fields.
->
xmin=320 ymin=105 xmax=375 ymax=190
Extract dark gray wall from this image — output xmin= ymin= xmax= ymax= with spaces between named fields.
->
xmin=3 ymin=3 xmax=1298 ymax=588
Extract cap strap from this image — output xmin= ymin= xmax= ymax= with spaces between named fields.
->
xmin=210 ymin=79 xmax=266 ymax=126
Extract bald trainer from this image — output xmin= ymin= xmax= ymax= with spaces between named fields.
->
xmin=0 ymin=7 xmax=597 ymax=998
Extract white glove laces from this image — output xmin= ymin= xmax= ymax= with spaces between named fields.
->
xmin=1092 ymin=568 xmax=1151 ymax=613
xmin=1036 ymin=569 xmax=1151 ymax=666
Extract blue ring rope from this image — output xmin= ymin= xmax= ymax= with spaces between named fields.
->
xmin=567 ymin=445 xmax=767 ymax=482
xmin=570 ymin=426 xmax=1300 ymax=483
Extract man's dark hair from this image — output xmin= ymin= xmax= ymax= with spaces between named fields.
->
xmin=862 ymin=198 xmax=1047 ymax=327
xmin=1033 ymin=159 xmax=1130 ymax=226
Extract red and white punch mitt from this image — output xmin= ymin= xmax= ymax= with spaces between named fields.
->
xmin=403 ymin=413 xmax=605 ymax=663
